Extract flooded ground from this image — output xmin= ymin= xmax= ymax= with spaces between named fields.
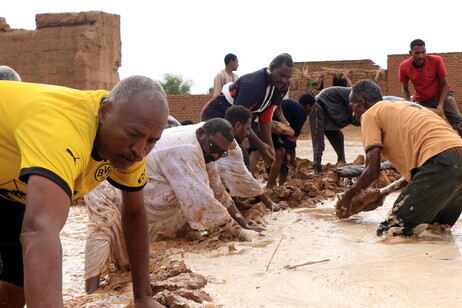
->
xmin=60 ymin=127 xmax=462 ymax=307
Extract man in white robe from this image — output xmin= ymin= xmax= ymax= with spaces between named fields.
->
xmin=84 ymin=119 xmax=261 ymax=293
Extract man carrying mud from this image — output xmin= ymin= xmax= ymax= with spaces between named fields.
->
xmin=0 ymin=76 xmax=168 ymax=308
xmin=84 ymin=118 xmax=263 ymax=293
xmin=201 ymin=53 xmax=294 ymax=168
xmin=336 ymin=80 xmax=462 ymax=237
xmin=266 ymin=96 xmax=313 ymax=188
xmin=399 ymin=39 xmax=462 ymax=136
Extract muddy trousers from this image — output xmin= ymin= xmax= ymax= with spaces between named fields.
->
xmin=0 ymin=199 xmax=25 ymax=286
xmin=417 ymin=93 xmax=462 ymax=137
xmin=377 ymin=152 xmax=462 ymax=237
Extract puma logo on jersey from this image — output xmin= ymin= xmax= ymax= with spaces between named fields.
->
xmin=66 ymin=148 xmax=80 ymax=165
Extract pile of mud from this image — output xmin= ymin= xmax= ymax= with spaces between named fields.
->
xmin=64 ymin=156 xmax=402 ymax=307
xmin=261 ymin=156 xmax=401 ymax=208
xmin=65 ymin=248 xmax=219 ymax=307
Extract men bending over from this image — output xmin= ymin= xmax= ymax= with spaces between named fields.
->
xmin=219 ymin=105 xmax=284 ymax=210
xmin=0 ymin=76 xmax=168 ymax=307
xmin=336 ymin=80 xmax=462 ymax=237
xmin=84 ymin=118 xmax=262 ymax=293
xmin=201 ymin=53 xmax=294 ymax=166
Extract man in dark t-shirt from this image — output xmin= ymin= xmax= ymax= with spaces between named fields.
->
xmin=309 ymin=87 xmax=359 ymax=173
xmin=201 ymin=53 xmax=294 ymax=166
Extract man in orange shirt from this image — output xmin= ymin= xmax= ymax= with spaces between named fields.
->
xmin=336 ymin=80 xmax=462 ymax=237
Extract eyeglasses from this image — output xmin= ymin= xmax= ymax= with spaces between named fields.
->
xmin=209 ymin=138 xmax=228 ymax=158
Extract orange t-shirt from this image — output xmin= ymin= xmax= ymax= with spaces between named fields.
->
xmin=361 ymin=100 xmax=462 ymax=181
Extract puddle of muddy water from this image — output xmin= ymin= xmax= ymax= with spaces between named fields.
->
xmin=59 ymin=136 xmax=462 ymax=307
xmin=182 ymin=192 xmax=462 ymax=308
xmin=61 ymin=192 xmax=462 ymax=307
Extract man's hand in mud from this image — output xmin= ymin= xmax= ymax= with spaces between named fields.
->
xmin=270 ymin=202 xmax=287 ymax=211
xmin=223 ymin=219 xmax=263 ymax=241
xmin=257 ymin=143 xmax=275 ymax=165
xmin=335 ymin=192 xmax=354 ymax=218
xmin=243 ymin=224 xmax=265 ymax=233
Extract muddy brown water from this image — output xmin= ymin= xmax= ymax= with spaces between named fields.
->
xmin=60 ymin=137 xmax=462 ymax=307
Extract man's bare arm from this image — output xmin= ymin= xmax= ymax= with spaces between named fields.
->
xmin=335 ymin=147 xmax=382 ymax=217
xmin=21 ymin=175 xmax=70 ymax=307
xmin=437 ymin=76 xmax=449 ymax=110
xmin=121 ymin=190 xmax=163 ymax=307
xmin=401 ymin=80 xmax=411 ymax=101
xmin=274 ymin=105 xmax=289 ymax=125
xmin=247 ymin=127 xmax=275 ymax=164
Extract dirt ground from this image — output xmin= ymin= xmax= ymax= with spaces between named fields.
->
xmin=61 ymin=125 xmax=462 ymax=307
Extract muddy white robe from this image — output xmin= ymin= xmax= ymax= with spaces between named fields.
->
xmin=84 ymin=124 xmax=233 ymax=278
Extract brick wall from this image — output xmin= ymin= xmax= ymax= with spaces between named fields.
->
xmin=0 ymin=12 xmax=120 ymax=90
xmin=167 ymin=94 xmax=212 ymax=123
xmin=294 ymin=59 xmax=380 ymax=73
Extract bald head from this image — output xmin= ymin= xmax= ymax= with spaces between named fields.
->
xmin=107 ymin=75 xmax=168 ymax=114
xmin=0 ymin=65 xmax=21 ymax=81
xmin=96 ymin=75 xmax=169 ymax=170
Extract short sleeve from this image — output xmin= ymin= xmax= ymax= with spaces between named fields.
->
xmin=258 ymin=105 xmax=276 ymax=123
xmin=234 ymin=80 xmax=262 ymax=109
xmin=107 ymin=158 xmax=147 ymax=191
xmin=17 ymin=109 xmax=91 ymax=198
xmin=398 ymin=62 xmax=409 ymax=83
xmin=361 ymin=111 xmax=384 ymax=152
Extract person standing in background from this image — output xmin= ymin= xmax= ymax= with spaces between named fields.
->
xmin=213 ymin=53 xmax=239 ymax=96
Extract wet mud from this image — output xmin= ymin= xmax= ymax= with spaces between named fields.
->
xmin=61 ymin=133 xmax=462 ymax=307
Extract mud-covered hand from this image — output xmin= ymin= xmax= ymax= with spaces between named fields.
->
xmin=223 ymin=219 xmax=260 ymax=241
xmin=243 ymin=223 xmax=265 ymax=233
xmin=335 ymin=192 xmax=354 ymax=218
xmin=270 ymin=202 xmax=287 ymax=211
xmin=257 ymin=142 xmax=275 ymax=165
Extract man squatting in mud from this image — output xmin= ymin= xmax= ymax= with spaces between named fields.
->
xmin=0 ymin=76 xmax=168 ymax=308
xmin=336 ymin=80 xmax=462 ymax=237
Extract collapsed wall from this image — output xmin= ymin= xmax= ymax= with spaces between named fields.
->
xmin=0 ymin=12 xmax=120 ymax=90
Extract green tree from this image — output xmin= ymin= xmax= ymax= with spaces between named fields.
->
xmin=158 ymin=73 xmax=194 ymax=95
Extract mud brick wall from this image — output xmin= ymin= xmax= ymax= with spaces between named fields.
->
xmin=167 ymin=94 xmax=212 ymax=123
xmin=294 ymin=59 xmax=381 ymax=73
xmin=0 ymin=12 xmax=121 ymax=90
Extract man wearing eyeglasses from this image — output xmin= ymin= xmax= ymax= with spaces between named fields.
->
xmin=84 ymin=118 xmax=262 ymax=293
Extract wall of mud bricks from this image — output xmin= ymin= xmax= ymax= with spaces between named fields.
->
xmin=0 ymin=12 xmax=121 ymax=90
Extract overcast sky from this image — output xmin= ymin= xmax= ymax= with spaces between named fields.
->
xmin=3 ymin=0 xmax=461 ymax=94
